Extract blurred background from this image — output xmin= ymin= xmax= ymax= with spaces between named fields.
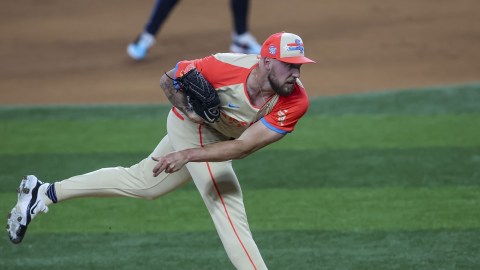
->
xmin=1 ymin=0 xmax=479 ymax=104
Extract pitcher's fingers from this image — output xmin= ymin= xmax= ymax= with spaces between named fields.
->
xmin=152 ymin=161 xmax=166 ymax=177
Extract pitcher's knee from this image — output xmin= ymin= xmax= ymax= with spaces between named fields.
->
xmin=133 ymin=187 xmax=163 ymax=200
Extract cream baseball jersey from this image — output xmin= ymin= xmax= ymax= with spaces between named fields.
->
xmin=174 ymin=53 xmax=309 ymax=139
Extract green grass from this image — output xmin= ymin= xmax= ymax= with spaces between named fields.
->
xmin=307 ymin=83 xmax=480 ymax=115
xmin=1 ymin=231 xmax=478 ymax=270
xmin=1 ymin=187 xmax=476 ymax=233
xmin=2 ymin=114 xmax=479 ymax=154
xmin=0 ymin=83 xmax=479 ymax=269
xmin=1 ymin=147 xmax=478 ymax=191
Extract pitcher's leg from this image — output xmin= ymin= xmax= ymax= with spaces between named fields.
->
xmin=187 ymin=161 xmax=267 ymax=270
xmin=55 ymin=135 xmax=191 ymax=203
xmin=166 ymin=110 xmax=267 ymax=269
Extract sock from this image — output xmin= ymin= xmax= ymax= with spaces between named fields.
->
xmin=46 ymin=183 xmax=58 ymax=204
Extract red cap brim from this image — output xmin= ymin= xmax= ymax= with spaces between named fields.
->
xmin=278 ymin=56 xmax=316 ymax=64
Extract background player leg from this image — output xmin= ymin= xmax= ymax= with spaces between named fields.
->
xmin=127 ymin=0 xmax=180 ymax=60
xmin=229 ymin=0 xmax=261 ymax=54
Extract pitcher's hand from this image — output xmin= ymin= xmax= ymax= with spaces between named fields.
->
xmin=151 ymin=151 xmax=188 ymax=176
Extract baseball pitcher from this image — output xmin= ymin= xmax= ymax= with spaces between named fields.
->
xmin=7 ymin=32 xmax=315 ymax=270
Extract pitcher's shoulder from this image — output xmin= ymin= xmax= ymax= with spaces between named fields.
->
xmin=212 ymin=53 xmax=260 ymax=68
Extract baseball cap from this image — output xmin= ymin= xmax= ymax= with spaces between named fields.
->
xmin=260 ymin=32 xmax=315 ymax=64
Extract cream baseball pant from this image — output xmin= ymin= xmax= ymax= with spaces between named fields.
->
xmin=51 ymin=109 xmax=267 ymax=270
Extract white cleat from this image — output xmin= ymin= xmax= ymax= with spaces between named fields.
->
xmin=6 ymin=175 xmax=48 ymax=244
xmin=230 ymin=32 xmax=262 ymax=55
xmin=127 ymin=32 xmax=156 ymax=61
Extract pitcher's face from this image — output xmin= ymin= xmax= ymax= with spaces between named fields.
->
xmin=267 ymin=58 xmax=302 ymax=96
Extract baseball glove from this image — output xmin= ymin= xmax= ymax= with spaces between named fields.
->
xmin=174 ymin=68 xmax=221 ymax=123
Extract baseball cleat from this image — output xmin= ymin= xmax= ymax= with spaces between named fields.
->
xmin=230 ymin=32 xmax=261 ymax=55
xmin=6 ymin=175 xmax=48 ymax=244
xmin=127 ymin=32 xmax=156 ymax=61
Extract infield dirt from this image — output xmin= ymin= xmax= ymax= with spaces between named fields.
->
xmin=1 ymin=0 xmax=479 ymax=105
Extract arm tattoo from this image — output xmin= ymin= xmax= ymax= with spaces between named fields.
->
xmin=160 ymin=74 xmax=193 ymax=115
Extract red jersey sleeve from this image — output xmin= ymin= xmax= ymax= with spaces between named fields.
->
xmin=173 ymin=54 xmax=248 ymax=89
xmin=260 ymin=84 xmax=309 ymax=134
xmin=174 ymin=56 xmax=211 ymax=76
xmin=173 ymin=55 xmax=220 ymax=88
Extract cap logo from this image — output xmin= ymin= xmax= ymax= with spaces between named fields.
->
xmin=285 ymin=39 xmax=304 ymax=54
xmin=268 ymin=44 xmax=277 ymax=56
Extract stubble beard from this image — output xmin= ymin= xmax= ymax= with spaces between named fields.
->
xmin=268 ymin=74 xmax=295 ymax=97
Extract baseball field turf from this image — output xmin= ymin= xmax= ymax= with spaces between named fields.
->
xmin=0 ymin=84 xmax=479 ymax=269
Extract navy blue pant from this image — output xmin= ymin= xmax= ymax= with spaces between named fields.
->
xmin=145 ymin=0 xmax=249 ymax=36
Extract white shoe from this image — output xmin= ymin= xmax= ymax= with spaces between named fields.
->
xmin=6 ymin=175 xmax=49 ymax=244
xmin=127 ymin=32 xmax=156 ymax=61
xmin=230 ymin=32 xmax=261 ymax=54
